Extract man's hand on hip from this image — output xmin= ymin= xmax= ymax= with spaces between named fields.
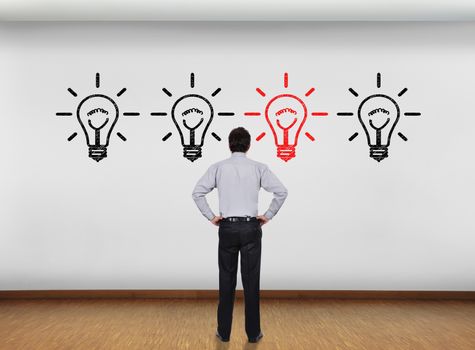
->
xmin=256 ymin=215 xmax=269 ymax=226
xmin=211 ymin=216 xmax=223 ymax=226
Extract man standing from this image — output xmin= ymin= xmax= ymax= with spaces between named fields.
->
xmin=192 ymin=127 xmax=288 ymax=343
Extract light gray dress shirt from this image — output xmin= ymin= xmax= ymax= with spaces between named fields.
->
xmin=192 ymin=152 xmax=288 ymax=220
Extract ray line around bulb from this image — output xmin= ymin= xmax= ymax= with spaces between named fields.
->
xmin=311 ymin=112 xmax=328 ymax=116
xmin=377 ymin=73 xmax=381 ymax=88
xmin=123 ymin=112 xmax=140 ymax=117
xmin=117 ymin=88 xmax=127 ymax=97
xmin=244 ymin=112 xmax=261 ymax=116
xmin=337 ymin=112 xmax=354 ymax=116
xmin=305 ymin=132 xmax=315 ymax=141
xmin=67 ymin=132 xmax=78 ymax=141
xmin=150 ymin=112 xmax=167 ymax=116
xmin=190 ymin=73 xmax=195 ymax=88
xmin=96 ymin=73 xmax=100 ymax=88
xmin=348 ymin=132 xmax=359 ymax=141
xmin=398 ymin=88 xmax=408 ymax=97
xmin=398 ymin=132 xmax=408 ymax=141
xmin=284 ymin=73 xmax=288 ymax=88
xmin=67 ymin=88 xmax=77 ymax=97
xmin=162 ymin=132 xmax=172 ymax=141
xmin=117 ymin=132 xmax=127 ymax=141
xmin=217 ymin=112 xmax=235 ymax=116
xmin=211 ymin=132 xmax=221 ymax=141
xmin=256 ymin=132 xmax=266 ymax=141
xmin=305 ymin=87 xmax=315 ymax=97
xmin=162 ymin=88 xmax=173 ymax=97
xmin=56 ymin=112 xmax=72 ymax=116
xmin=211 ymin=88 xmax=221 ymax=97
xmin=256 ymin=88 xmax=266 ymax=97
xmin=349 ymin=88 xmax=359 ymax=97
xmin=404 ymin=112 xmax=421 ymax=116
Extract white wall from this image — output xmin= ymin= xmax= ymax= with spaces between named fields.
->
xmin=0 ymin=22 xmax=474 ymax=290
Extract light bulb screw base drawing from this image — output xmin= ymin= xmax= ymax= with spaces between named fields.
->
xmin=276 ymin=145 xmax=296 ymax=162
xmin=183 ymin=145 xmax=202 ymax=162
xmin=369 ymin=146 xmax=388 ymax=162
xmin=89 ymin=145 xmax=107 ymax=162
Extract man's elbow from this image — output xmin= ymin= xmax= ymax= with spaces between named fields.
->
xmin=191 ymin=190 xmax=200 ymax=201
xmin=279 ymin=187 xmax=288 ymax=200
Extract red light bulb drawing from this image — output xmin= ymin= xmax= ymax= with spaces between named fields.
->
xmin=265 ymin=94 xmax=308 ymax=162
xmin=245 ymin=73 xmax=327 ymax=162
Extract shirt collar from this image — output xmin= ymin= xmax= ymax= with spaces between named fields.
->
xmin=231 ymin=152 xmax=247 ymax=157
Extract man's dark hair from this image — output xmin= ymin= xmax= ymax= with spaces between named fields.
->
xmin=228 ymin=127 xmax=251 ymax=153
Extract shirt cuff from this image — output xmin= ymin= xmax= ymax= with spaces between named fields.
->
xmin=263 ymin=210 xmax=274 ymax=220
xmin=205 ymin=212 xmax=216 ymax=221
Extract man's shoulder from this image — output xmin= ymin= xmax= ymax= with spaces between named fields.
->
xmin=245 ymin=157 xmax=268 ymax=168
xmin=211 ymin=155 xmax=269 ymax=171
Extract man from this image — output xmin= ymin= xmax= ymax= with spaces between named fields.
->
xmin=192 ymin=127 xmax=288 ymax=343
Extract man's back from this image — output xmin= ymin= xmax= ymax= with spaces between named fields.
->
xmin=192 ymin=152 xmax=287 ymax=220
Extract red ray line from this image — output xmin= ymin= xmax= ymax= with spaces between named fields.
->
xmin=244 ymin=112 xmax=261 ymax=116
xmin=256 ymin=88 xmax=266 ymax=97
xmin=284 ymin=73 xmax=288 ymax=88
xmin=256 ymin=132 xmax=266 ymax=141
xmin=305 ymin=87 xmax=315 ymax=97
xmin=305 ymin=132 xmax=315 ymax=141
xmin=311 ymin=112 xmax=328 ymax=116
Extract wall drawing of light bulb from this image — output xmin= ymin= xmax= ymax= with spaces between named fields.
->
xmin=171 ymin=94 xmax=214 ymax=162
xmin=358 ymin=94 xmax=400 ymax=162
xmin=153 ymin=73 xmax=234 ymax=162
xmin=245 ymin=73 xmax=326 ymax=162
xmin=265 ymin=94 xmax=308 ymax=162
xmin=338 ymin=73 xmax=421 ymax=162
xmin=56 ymin=73 xmax=137 ymax=162
xmin=77 ymin=94 xmax=119 ymax=162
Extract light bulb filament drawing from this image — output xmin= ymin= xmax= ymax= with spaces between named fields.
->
xmin=368 ymin=108 xmax=389 ymax=117
xmin=87 ymin=108 xmax=109 ymax=117
xmin=88 ymin=118 xmax=109 ymax=131
xmin=276 ymin=107 xmax=297 ymax=116
xmin=276 ymin=117 xmax=298 ymax=130
xmin=276 ymin=117 xmax=298 ymax=147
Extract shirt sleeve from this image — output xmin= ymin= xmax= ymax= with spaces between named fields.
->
xmin=260 ymin=166 xmax=288 ymax=220
xmin=192 ymin=164 xmax=217 ymax=221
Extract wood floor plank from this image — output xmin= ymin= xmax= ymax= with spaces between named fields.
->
xmin=0 ymin=299 xmax=474 ymax=349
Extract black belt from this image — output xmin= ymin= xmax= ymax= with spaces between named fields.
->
xmin=222 ymin=216 xmax=258 ymax=222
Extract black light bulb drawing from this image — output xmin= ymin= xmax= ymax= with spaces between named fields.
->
xmin=338 ymin=72 xmax=422 ymax=162
xmin=56 ymin=73 xmax=139 ymax=162
xmin=357 ymin=94 xmax=400 ymax=162
xmin=77 ymin=94 xmax=119 ymax=162
xmin=171 ymin=94 xmax=214 ymax=162
xmin=152 ymin=73 xmax=236 ymax=162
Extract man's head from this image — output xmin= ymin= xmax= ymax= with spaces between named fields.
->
xmin=228 ymin=127 xmax=251 ymax=153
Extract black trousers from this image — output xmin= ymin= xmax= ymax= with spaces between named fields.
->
xmin=217 ymin=219 xmax=262 ymax=339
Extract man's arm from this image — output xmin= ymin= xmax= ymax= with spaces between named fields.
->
xmin=259 ymin=165 xmax=288 ymax=223
xmin=192 ymin=164 xmax=219 ymax=223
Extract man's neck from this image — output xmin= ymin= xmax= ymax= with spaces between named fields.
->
xmin=231 ymin=152 xmax=247 ymax=157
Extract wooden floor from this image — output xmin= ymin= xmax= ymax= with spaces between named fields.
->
xmin=0 ymin=299 xmax=474 ymax=349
